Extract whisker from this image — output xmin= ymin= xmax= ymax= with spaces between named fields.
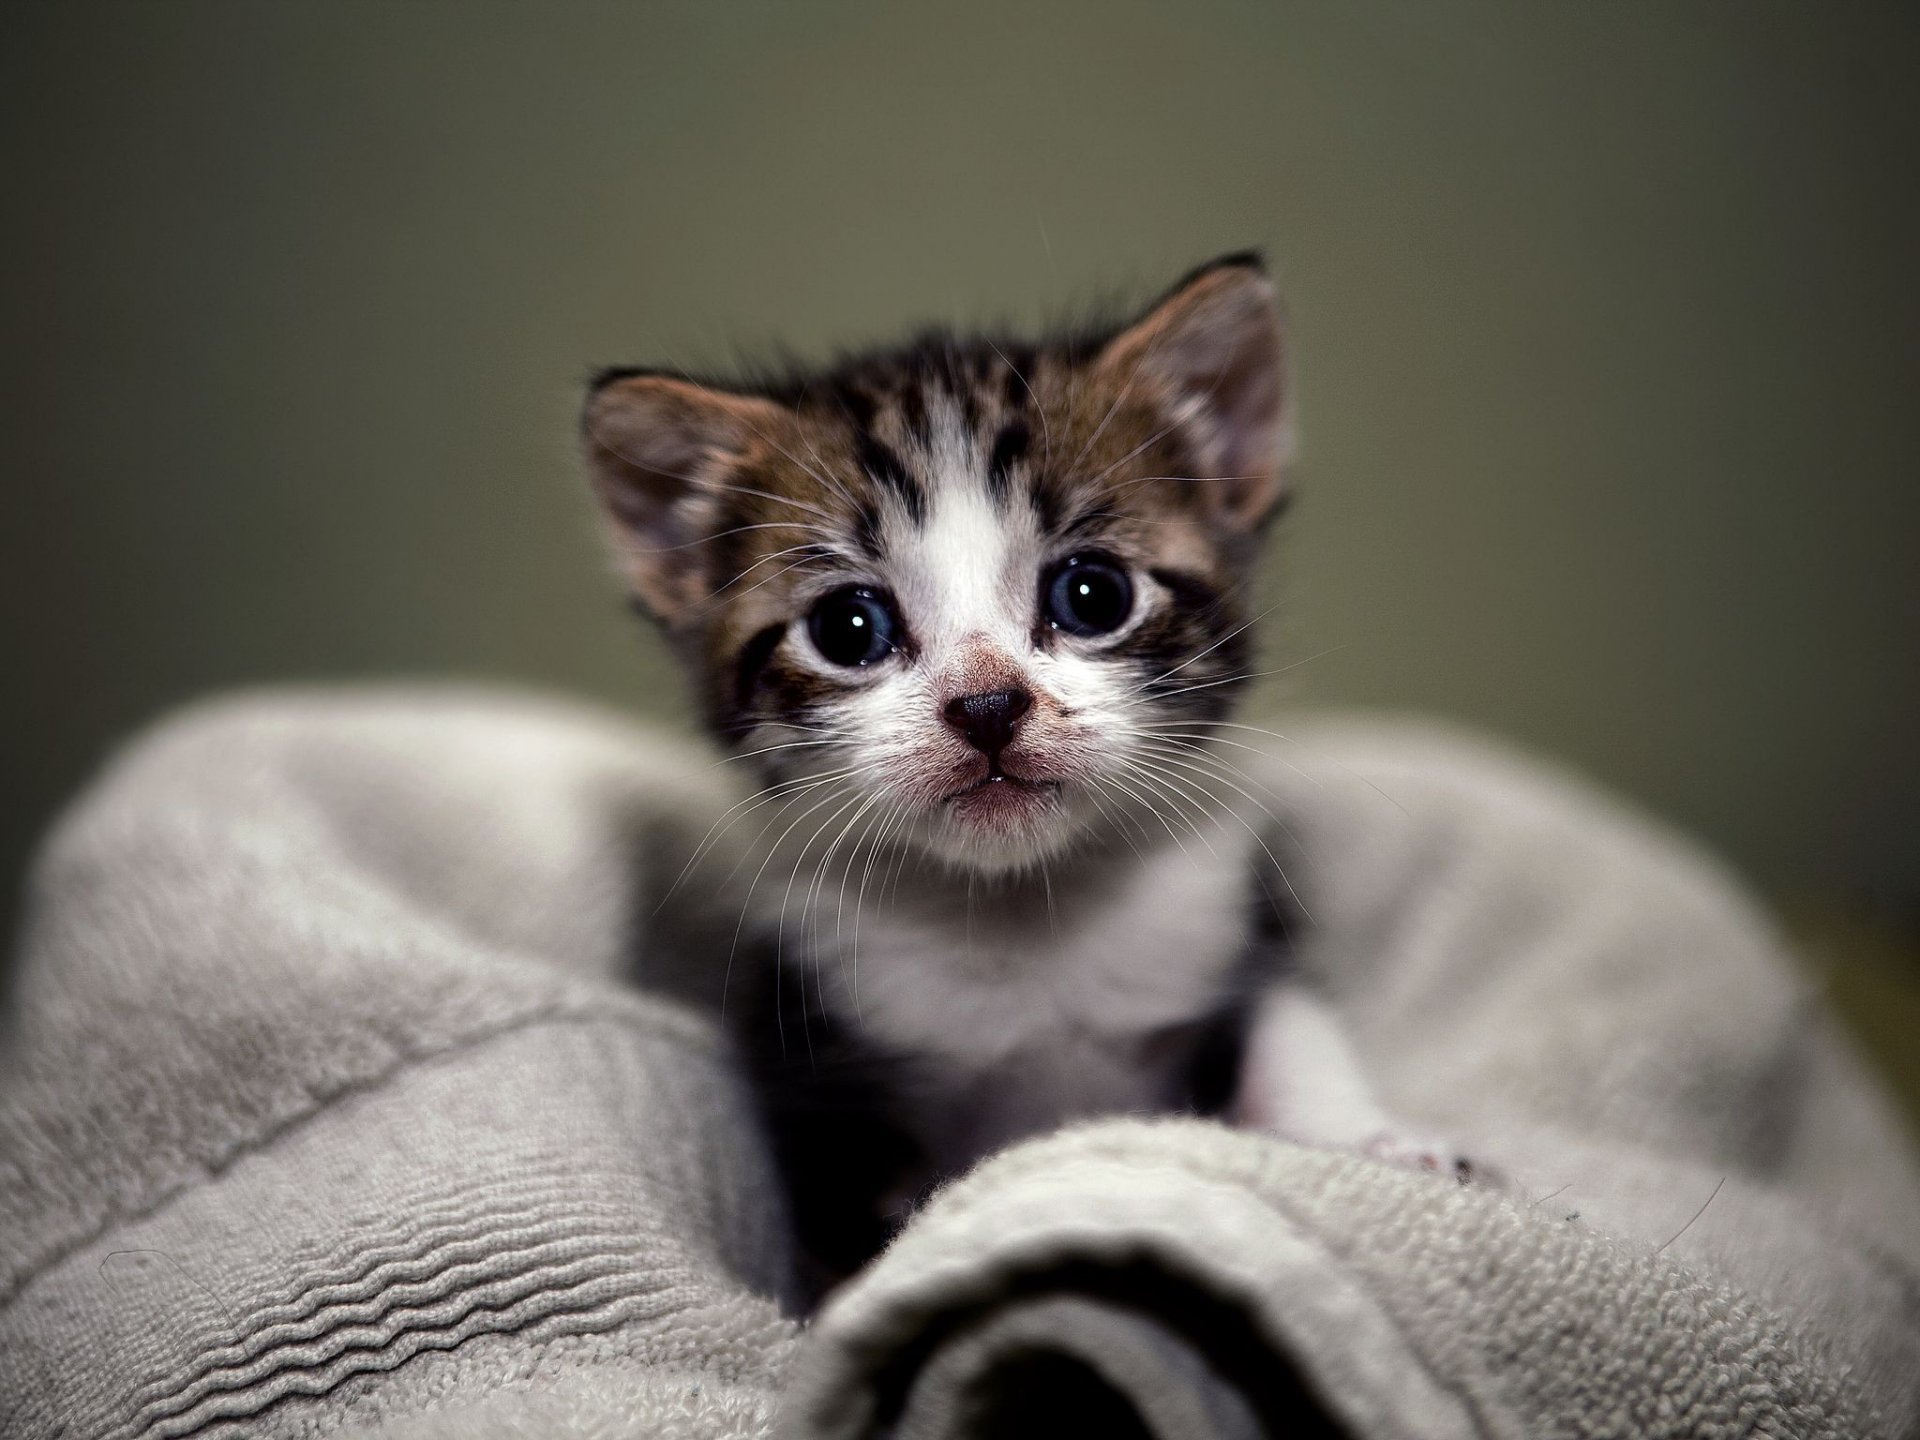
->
xmin=809 ymin=786 xmax=890 ymax=940
xmin=780 ymin=785 xmax=880 ymax=968
xmin=656 ymin=766 xmax=855 ymax=914
xmin=1132 ymin=602 xmax=1281 ymax=695
xmin=1112 ymin=757 xmax=1221 ymax=859
xmin=719 ymin=736 xmax=846 ymax=766
xmin=1126 ymin=744 xmax=1314 ymax=922
xmin=1064 ymin=357 xmax=1141 ymax=475
xmin=586 ymin=417 xmax=846 ymax=528
xmin=796 ymin=785 xmax=898 ymax=1043
xmin=1143 ymin=647 xmax=1344 ymax=702
xmin=988 ymin=340 xmax=1053 ymax=462
xmin=1084 ymin=413 xmax=1186 ymax=489
xmin=1136 ymin=728 xmax=1328 ymax=795
xmin=1106 ymin=470 xmax=1263 ymax=495
xmin=1098 ymin=764 xmax=1208 ymax=857
xmin=627 ymin=518 xmax=823 ymax=556
xmin=1080 ymin=777 xmax=1154 ymax=864
xmin=1144 ymin=720 xmax=1407 ymax=815
xmin=700 ymin=551 xmax=844 ymax=609
xmin=843 ymin=798 xmax=910 ymax=1024
xmin=733 ymin=412 xmax=864 ymax=513
xmin=742 ymin=781 xmax=870 ymax=1052
xmin=716 ymin=772 xmax=856 ymax=1028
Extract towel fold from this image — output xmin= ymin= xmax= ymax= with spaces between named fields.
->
xmin=2 ymin=688 xmax=1915 ymax=1439
xmin=782 ymin=1120 xmax=1900 ymax=1439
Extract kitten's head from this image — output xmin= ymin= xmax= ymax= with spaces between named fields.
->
xmin=583 ymin=254 xmax=1292 ymax=875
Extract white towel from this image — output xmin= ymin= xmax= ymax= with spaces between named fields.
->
xmin=2 ymin=690 xmax=1913 ymax=1438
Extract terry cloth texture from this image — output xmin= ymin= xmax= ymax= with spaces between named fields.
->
xmin=1 ymin=689 xmax=1915 ymax=1439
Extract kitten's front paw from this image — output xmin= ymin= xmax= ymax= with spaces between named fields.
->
xmin=1360 ymin=1131 xmax=1485 ymax=1186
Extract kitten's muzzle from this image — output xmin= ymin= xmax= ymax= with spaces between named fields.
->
xmin=942 ymin=687 xmax=1033 ymax=756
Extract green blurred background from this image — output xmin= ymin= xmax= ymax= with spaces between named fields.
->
xmin=2 ymin=2 xmax=1914 ymax=1107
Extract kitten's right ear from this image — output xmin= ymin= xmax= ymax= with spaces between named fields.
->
xmin=581 ymin=372 xmax=789 ymax=622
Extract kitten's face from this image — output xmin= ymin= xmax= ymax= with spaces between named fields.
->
xmin=585 ymin=256 xmax=1292 ymax=875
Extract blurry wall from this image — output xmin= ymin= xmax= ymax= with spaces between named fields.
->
xmin=4 ymin=1 xmax=1917 ymax=945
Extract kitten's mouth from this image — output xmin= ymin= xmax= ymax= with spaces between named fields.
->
xmin=942 ymin=768 xmax=1064 ymax=824
xmin=945 ymin=773 xmax=1060 ymax=802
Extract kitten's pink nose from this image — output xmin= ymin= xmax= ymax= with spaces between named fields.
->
xmin=943 ymin=688 xmax=1033 ymax=756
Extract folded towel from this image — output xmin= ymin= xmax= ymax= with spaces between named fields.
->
xmin=2 ymin=689 xmax=1914 ymax=1438
xmin=782 ymin=1121 xmax=1897 ymax=1438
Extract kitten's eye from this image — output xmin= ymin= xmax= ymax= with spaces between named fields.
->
xmin=1044 ymin=554 xmax=1134 ymax=637
xmin=807 ymin=586 xmax=899 ymax=667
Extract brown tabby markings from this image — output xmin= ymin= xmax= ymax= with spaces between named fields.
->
xmin=594 ymin=334 xmax=1241 ymax=744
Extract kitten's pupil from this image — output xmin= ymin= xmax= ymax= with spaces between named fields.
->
xmin=1045 ymin=555 xmax=1133 ymax=637
xmin=808 ymin=586 xmax=898 ymax=667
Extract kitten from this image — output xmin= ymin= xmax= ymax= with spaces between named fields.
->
xmin=583 ymin=253 xmax=1469 ymax=1291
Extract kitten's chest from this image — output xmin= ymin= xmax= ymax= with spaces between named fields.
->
xmin=808 ymin=837 xmax=1261 ymax=1098
xmin=744 ymin=827 xmax=1280 ymax=1288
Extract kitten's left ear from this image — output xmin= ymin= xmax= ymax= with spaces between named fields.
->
xmin=1096 ymin=252 xmax=1294 ymax=532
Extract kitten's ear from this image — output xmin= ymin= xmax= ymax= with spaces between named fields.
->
xmin=1096 ymin=253 xmax=1293 ymax=532
xmin=581 ymin=372 xmax=791 ymax=621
